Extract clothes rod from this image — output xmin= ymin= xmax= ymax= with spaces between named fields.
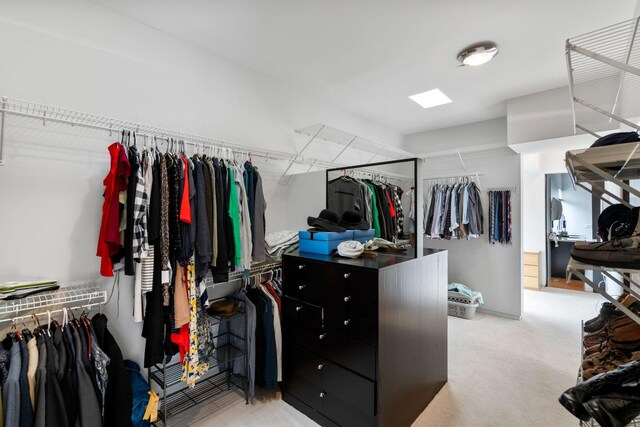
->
xmin=423 ymin=173 xmax=485 ymax=180
xmin=0 ymin=301 xmax=103 ymax=324
xmin=335 ymin=168 xmax=413 ymax=182
xmin=0 ymin=96 xmax=335 ymax=169
xmin=488 ymin=186 xmax=518 ymax=194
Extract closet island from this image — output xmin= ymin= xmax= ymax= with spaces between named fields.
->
xmin=281 ymin=248 xmax=448 ymax=427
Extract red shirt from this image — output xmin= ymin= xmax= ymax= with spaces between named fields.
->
xmin=179 ymin=156 xmax=192 ymax=224
xmin=97 ymin=143 xmax=130 ymax=276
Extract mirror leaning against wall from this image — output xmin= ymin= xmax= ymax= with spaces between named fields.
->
xmin=324 ymin=158 xmax=418 ymax=257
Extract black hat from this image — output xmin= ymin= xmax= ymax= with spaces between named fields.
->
xmin=591 ymin=131 xmax=640 ymax=148
xmin=307 ymin=209 xmax=347 ymax=232
xmin=338 ymin=209 xmax=370 ymax=230
xmin=597 ymin=204 xmax=631 ymax=240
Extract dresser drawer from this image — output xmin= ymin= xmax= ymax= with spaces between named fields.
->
xmin=323 ymin=357 xmax=376 ymax=415
xmin=284 ymin=345 xmax=376 ymax=420
xmin=283 ymin=296 xmax=322 ymax=330
xmin=324 ymin=287 xmax=378 ymax=321
xmin=285 ymin=374 xmax=323 ymax=411
xmin=283 ymin=258 xmax=324 ymax=305
xmin=322 ymin=390 xmax=376 ymax=426
xmin=284 ymin=323 xmax=324 ymax=355
xmin=285 ymin=344 xmax=324 ymax=386
xmin=324 ymin=307 xmax=377 ymax=347
xmin=325 ymin=266 xmax=378 ymax=299
xmin=322 ymin=331 xmax=376 ymax=380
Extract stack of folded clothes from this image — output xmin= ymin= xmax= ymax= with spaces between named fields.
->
xmin=0 ymin=280 xmax=59 ymax=300
xmin=559 ymin=294 xmax=640 ymax=425
xmin=265 ymin=230 xmax=299 ymax=260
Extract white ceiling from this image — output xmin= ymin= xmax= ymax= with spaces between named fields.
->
xmin=91 ymin=0 xmax=637 ymax=135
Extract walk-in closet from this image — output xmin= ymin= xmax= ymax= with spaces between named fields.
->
xmin=3 ymin=2 xmax=640 ymax=427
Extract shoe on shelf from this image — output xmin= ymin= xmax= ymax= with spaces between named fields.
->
xmin=571 ymin=237 xmax=640 ymax=269
xmin=584 ymin=396 xmax=640 ymax=427
xmin=582 ymin=348 xmax=635 ymax=370
xmin=584 ymin=329 xmax=610 ymax=348
xmin=584 ymin=302 xmax=617 ymax=333
xmin=559 ymin=360 xmax=640 ymax=421
xmin=582 ymin=351 xmax=640 ymax=379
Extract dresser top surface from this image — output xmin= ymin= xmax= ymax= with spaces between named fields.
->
xmin=283 ymin=248 xmax=445 ymax=270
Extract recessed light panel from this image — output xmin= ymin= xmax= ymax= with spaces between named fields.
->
xmin=409 ymin=89 xmax=452 ymax=109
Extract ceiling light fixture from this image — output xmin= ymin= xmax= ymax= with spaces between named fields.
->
xmin=409 ymin=89 xmax=452 ymax=109
xmin=457 ymin=43 xmax=499 ymax=66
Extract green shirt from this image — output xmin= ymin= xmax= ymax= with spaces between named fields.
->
xmin=227 ymin=166 xmax=242 ymax=268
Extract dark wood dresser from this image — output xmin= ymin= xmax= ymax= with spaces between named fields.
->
xmin=282 ymin=249 xmax=448 ymax=427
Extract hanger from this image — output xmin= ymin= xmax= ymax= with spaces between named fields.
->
xmin=32 ymin=314 xmax=41 ymax=330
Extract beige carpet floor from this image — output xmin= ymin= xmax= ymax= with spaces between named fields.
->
xmin=166 ymin=287 xmax=606 ymax=427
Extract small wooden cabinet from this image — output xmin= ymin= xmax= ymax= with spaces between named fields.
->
xmin=282 ymin=250 xmax=448 ymax=427
xmin=524 ymin=251 xmax=540 ymax=290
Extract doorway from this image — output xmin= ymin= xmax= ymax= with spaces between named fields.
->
xmin=544 ymin=173 xmax=596 ymax=291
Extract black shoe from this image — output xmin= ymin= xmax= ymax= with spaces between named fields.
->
xmin=584 ymin=303 xmax=617 ymax=333
xmin=585 ymin=396 xmax=640 ymax=427
xmin=559 ymin=360 xmax=640 ymax=421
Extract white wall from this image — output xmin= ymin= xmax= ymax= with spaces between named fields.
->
xmin=0 ymin=2 xmax=402 ymax=368
xmin=405 ymin=118 xmax=523 ymax=319
xmin=267 ymin=171 xmax=326 ymax=233
xmin=405 ymin=117 xmax=506 ymax=153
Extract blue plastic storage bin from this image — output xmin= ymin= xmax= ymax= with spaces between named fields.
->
xmin=298 ymin=230 xmax=353 ymax=255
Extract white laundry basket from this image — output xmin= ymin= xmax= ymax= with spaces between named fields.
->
xmin=447 ymin=291 xmax=480 ymax=319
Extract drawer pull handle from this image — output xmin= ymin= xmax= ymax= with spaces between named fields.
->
xmin=320 ymin=392 xmax=326 ymax=398
xmin=317 ymin=363 xmax=324 ymax=370
xmin=343 ymin=319 xmax=351 ymax=326
xmin=319 ymin=333 xmax=326 ymax=340
xmin=343 ymin=273 xmax=351 ymax=279
xmin=344 ymin=296 xmax=351 ymax=302
xmin=298 ymin=285 xmax=306 ymax=290
xmin=298 ymin=265 xmax=306 ymax=270
xmin=296 ymin=306 xmax=303 ymax=312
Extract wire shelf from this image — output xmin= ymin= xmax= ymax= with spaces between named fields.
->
xmin=149 ymin=343 xmax=246 ymax=388
xmin=204 ymin=260 xmax=282 ymax=284
xmin=0 ymin=279 xmax=106 ymax=318
xmin=566 ymin=17 xmax=640 ymax=136
xmin=294 ymin=123 xmax=414 ymax=165
xmin=0 ymin=96 xmax=334 ymax=170
xmin=155 ymin=371 xmax=246 ymax=422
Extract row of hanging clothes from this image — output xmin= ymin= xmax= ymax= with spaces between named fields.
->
xmin=95 ymin=131 xmax=268 ymax=374
xmin=327 ymin=171 xmax=408 ymax=241
xmin=0 ymin=310 xmax=131 ymax=427
xmin=222 ymin=267 xmax=283 ymax=399
xmin=424 ymin=178 xmax=484 ymax=240
xmin=488 ymin=189 xmax=513 ymax=245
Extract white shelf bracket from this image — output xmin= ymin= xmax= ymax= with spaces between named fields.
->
xmin=279 ymin=124 xmax=325 ymax=183
xmin=0 ymin=97 xmax=6 ymax=166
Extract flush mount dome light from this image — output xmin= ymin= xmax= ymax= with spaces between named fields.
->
xmin=457 ymin=43 xmax=499 ymax=66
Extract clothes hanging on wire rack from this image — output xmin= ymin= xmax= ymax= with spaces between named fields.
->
xmin=0 ymin=312 xmax=131 ymax=427
xmin=424 ymin=181 xmax=484 ymax=240
xmin=488 ymin=190 xmax=512 ymax=245
xmin=217 ymin=269 xmax=283 ymax=398
xmin=95 ymin=135 xmax=271 ymax=376
xmin=327 ymin=176 xmax=406 ymax=241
